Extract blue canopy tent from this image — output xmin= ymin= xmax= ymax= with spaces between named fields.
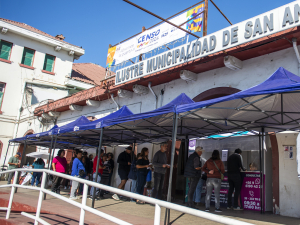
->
xmin=103 ymin=93 xmax=239 ymax=141
xmin=55 ymin=105 xmax=135 ymax=146
xmin=51 ymin=105 xmax=134 ymax=207
xmin=103 ymin=67 xmax=300 ymax=142
xmin=7 ymin=67 xmax=300 ymax=211
xmin=177 ymin=67 xmax=300 ymax=133
xmin=9 ymin=125 xmax=59 ymax=144
xmin=100 ymin=67 xmax=300 ymax=212
xmin=8 ymin=117 xmax=91 ymax=169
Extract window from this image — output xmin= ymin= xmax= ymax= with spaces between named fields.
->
xmin=0 ymin=40 xmax=13 ymax=60
xmin=43 ymin=54 xmax=55 ymax=72
xmin=21 ymin=48 xmax=35 ymax=66
xmin=0 ymin=83 xmax=6 ymax=112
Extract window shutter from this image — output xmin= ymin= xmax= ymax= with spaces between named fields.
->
xmin=0 ymin=41 xmax=12 ymax=60
xmin=0 ymin=92 xmax=3 ymax=109
xmin=43 ymin=54 xmax=55 ymax=72
xmin=21 ymin=48 xmax=35 ymax=66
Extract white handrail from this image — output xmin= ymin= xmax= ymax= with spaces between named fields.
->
xmin=0 ymin=169 xmax=254 ymax=225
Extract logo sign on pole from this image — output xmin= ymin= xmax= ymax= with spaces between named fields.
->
xmin=106 ymin=4 xmax=204 ymax=68
xmin=115 ymin=1 xmax=300 ymax=85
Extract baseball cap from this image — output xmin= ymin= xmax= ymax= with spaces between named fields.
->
xmin=16 ymin=152 xmax=21 ymax=157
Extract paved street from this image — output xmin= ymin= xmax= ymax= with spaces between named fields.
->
xmin=0 ymin=181 xmax=299 ymax=225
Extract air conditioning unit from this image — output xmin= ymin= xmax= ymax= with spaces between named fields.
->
xmin=41 ymin=113 xmax=53 ymax=120
xmin=118 ymin=89 xmax=133 ymax=98
xmin=132 ymin=84 xmax=149 ymax=95
xmin=180 ymin=70 xmax=197 ymax=82
xmin=1 ymin=27 xmax=8 ymax=34
xmin=224 ymin=56 xmax=243 ymax=70
xmin=48 ymin=111 xmax=61 ymax=117
xmin=54 ymin=46 xmax=61 ymax=51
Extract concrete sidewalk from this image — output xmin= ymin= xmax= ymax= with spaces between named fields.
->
xmin=0 ymin=181 xmax=299 ymax=225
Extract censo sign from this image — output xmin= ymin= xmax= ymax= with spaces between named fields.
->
xmin=116 ymin=1 xmax=300 ymax=85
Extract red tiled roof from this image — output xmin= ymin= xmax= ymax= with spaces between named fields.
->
xmin=71 ymin=63 xmax=114 ymax=85
xmin=0 ymin=18 xmax=81 ymax=48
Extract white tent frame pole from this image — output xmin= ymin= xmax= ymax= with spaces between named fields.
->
xmin=92 ymin=127 xmax=104 ymax=208
xmin=49 ymin=135 xmax=58 ymax=169
xmin=165 ymin=113 xmax=179 ymax=225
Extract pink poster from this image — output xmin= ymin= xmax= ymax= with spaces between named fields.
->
xmin=241 ymin=172 xmax=264 ymax=211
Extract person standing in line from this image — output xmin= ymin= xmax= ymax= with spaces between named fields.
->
xmin=227 ymin=148 xmax=246 ymax=210
xmin=112 ymin=146 xmax=132 ymax=201
xmin=203 ymin=150 xmax=225 ymax=212
xmin=51 ymin=150 xmax=67 ymax=194
xmin=193 ymin=149 xmax=207 ymax=206
xmin=90 ymin=149 xmax=105 ymax=199
xmin=70 ymin=150 xmax=85 ymax=200
xmin=89 ymin=154 xmax=94 ymax=181
xmin=7 ymin=152 xmax=21 ymax=184
xmin=31 ymin=158 xmax=45 ymax=187
xmin=107 ymin=153 xmax=114 ymax=186
xmin=82 ymin=152 xmax=91 ymax=177
xmin=136 ymin=148 xmax=152 ymax=204
xmin=184 ymin=146 xmax=204 ymax=208
xmin=79 ymin=155 xmax=89 ymax=194
xmin=151 ymin=142 xmax=170 ymax=200
xmin=128 ymin=153 xmax=138 ymax=202
xmin=99 ymin=154 xmax=111 ymax=198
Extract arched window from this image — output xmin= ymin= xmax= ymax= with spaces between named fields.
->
xmin=193 ymin=87 xmax=240 ymax=102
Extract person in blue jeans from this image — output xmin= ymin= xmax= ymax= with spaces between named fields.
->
xmin=31 ymin=158 xmax=45 ymax=187
xmin=193 ymin=155 xmax=207 ymax=205
xmin=193 ymin=178 xmax=205 ymax=204
xmin=70 ymin=150 xmax=85 ymax=200
xmin=136 ymin=148 xmax=152 ymax=204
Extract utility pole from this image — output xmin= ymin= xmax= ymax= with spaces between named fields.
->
xmin=203 ymin=0 xmax=208 ymax=36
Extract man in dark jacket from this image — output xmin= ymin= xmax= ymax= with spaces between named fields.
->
xmin=227 ymin=148 xmax=246 ymax=210
xmin=112 ymin=146 xmax=132 ymax=201
xmin=184 ymin=146 xmax=204 ymax=208
xmin=152 ymin=142 xmax=169 ymax=200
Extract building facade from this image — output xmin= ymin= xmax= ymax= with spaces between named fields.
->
xmin=9 ymin=1 xmax=300 ymax=218
xmin=0 ymin=18 xmax=100 ymax=164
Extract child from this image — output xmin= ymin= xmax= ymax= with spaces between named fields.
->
xmin=99 ymin=154 xmax=111 ymax=198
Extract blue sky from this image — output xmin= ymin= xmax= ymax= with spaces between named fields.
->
xmin=0 ymin=0 xmax=293 ymax=67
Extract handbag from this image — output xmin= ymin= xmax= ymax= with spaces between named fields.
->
xmin=79 ymin=169 xmax=85 ymax=177
xmin=213 ymin=161 xmax=224 ymax=181
xmin=201 ymin=173 xmax=207 ymax=181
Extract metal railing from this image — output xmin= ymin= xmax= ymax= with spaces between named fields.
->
xmin=0 ymin=169 xmax=253 ymax=225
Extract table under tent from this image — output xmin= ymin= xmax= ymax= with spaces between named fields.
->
xmin=6 ymin=67 xmax=300 ymax=222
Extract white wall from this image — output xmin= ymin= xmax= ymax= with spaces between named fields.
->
xmin=57 ymin=46 xmax=299 ymax=121
xmin=276 ymin=132 xmax=300 ymax=218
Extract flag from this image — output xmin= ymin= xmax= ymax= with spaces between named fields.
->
xmin=106 ymin=46 xmax=116 ymax=68
xmin=186 ymin=4 xmax=205 ymax=33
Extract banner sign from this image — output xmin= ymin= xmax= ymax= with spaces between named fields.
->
xmin=106 ymin=4 xmax=204 ymax=68
xmin=207 ymin=172 xmax=264 ymax=210
xmin=241 ymin=172 xmax=265 ymax=211
xmin=115 ymin=1 xmax=300 ymax=85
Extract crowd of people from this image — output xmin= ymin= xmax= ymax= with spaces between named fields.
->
xmin=6 ymin=143 xmax=248 ymax=213
xmin=111 ymin=143 xmax=170 ymax=203
xmin=184 ymin=147 xmax=247 ymax=212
